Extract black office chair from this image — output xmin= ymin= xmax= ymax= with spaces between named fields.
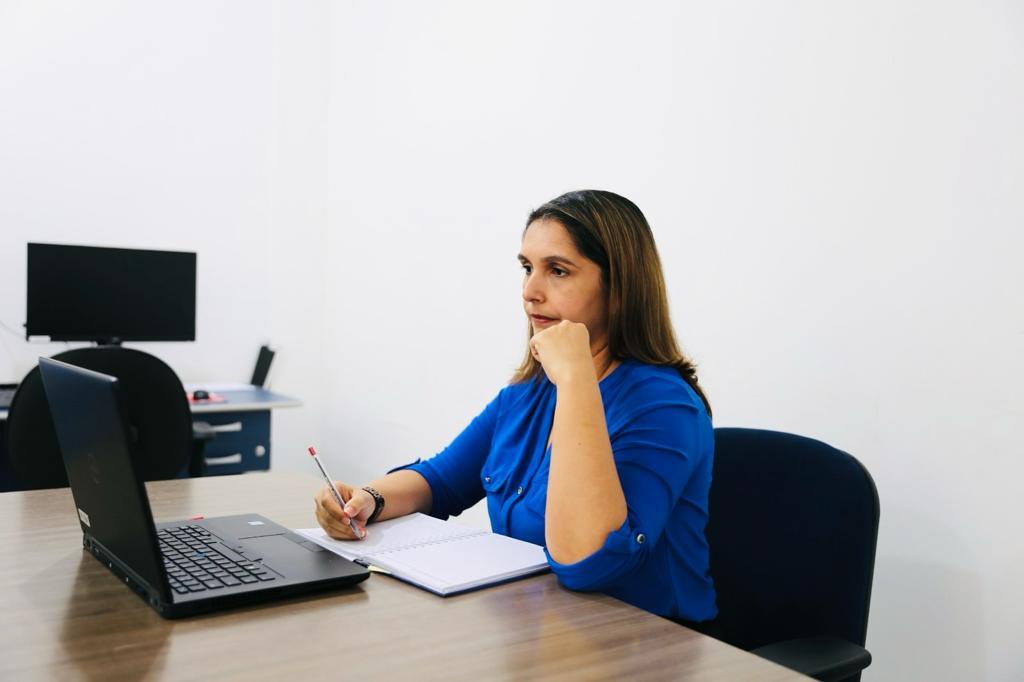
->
xmin=5 ymin=347 xmax=212 ymax=490
xmin=700 ymin=428 xmax=879 ymax=682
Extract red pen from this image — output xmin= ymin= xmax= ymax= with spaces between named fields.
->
xmin=308 ymin=446 xmax=363 ymax=539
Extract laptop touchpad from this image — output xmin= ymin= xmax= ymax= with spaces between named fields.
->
xmin=242 ymin=534 xmax=356 ymax=578
xmin=202 ymin=515 xmax=285 ymax=541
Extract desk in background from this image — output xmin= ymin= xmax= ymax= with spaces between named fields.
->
xmin=0 ymin=472 xmax=807 ymax=681
xmin=0 ymin=386 xmax=300 ymax=489
xmin=186 ymin=386 xmax=300 ymax=475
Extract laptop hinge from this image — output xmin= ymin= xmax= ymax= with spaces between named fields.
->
xmin=84 ymin=534 xmax=171 ymax=612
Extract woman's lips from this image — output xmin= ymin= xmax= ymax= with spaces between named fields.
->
xmin=531 ymin=315 xmax=557 ymax=323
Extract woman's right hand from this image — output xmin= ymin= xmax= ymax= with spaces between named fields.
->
xmin=314 ymin=482 xmax=374 ymax=540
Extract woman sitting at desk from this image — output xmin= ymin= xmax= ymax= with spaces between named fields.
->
xmin=314 ymin=190 xmax=717 ymax=623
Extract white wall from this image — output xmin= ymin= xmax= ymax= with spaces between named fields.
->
xmin=0 ymin=0 xmax=331 ymax=474
xmin=2 ymin=2 xmax=1022 ymax=680
xmin=326 ymin=2 xmax=1023 ymax=681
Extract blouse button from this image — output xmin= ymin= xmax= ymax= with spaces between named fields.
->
xmin=636 ymin=533 xmax=646 ymax=545
xmin=484 ymin=476 xmax=491 ymax=483
xmin=517 ymin=486 xmax=523 ymax=495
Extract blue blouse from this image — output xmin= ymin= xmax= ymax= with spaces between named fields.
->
xmin=397 ymin=360 xmax=717 ymax=621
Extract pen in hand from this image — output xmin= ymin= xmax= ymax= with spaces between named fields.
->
xmin=308 ymin=445 xmax=364 ymax=539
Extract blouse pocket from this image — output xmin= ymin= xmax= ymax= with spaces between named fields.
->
xmin=480 ymin=464 xmax=511 ymax=494
xmin=480 ymin=463 xmax=512 ymax=524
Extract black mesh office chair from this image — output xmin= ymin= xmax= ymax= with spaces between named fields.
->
xmin=5 ymin=347 xmax=211 ymax=490
xmin=700 ymin=428 xmax=879 ymax=682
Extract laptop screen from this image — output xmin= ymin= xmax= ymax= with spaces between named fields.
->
xmin=38 ymin=358 xmax=169 ymax=599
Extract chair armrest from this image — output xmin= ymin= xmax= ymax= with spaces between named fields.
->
xmin=751 ymin=636 xmax=871 ymax=681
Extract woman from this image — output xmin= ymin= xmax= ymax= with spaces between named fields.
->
xmin=314 ymin=190 xmax=716 ymax=622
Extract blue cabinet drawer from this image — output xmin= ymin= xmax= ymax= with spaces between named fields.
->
xmin=194 ymin=411 xmax=271 ymax=475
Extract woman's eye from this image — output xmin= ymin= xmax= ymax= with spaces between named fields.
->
xmin=551 ymin=267 xmax=567 ymax=277
xmin=521 ymin=264 xmax=532 ymax=274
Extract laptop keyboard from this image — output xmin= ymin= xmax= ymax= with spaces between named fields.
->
xmin=158 ymin=524 xmax=276 ymax=595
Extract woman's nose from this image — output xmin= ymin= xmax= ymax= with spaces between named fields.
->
xmin=522 ymin=273 xmax=543 ymax=302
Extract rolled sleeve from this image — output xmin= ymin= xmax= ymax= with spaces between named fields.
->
xmin=546 ymin=516 xmax=652 ymax=591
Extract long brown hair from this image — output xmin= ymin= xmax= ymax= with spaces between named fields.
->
xmin=511 ymin=190 xmax=712 ymax=416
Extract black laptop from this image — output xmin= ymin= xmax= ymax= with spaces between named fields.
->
xmin=38 ymin=356 xmax=368 ymax=618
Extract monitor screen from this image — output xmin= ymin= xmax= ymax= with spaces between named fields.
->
xmin=26 ymin=243 xmax=196 ymax=343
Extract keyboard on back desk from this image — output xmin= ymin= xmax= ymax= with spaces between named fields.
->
xmin=157 ymin=525 xmax=277 ymax=594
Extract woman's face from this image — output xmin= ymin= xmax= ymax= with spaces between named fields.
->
xmin=519 ymin=218 xmax=609 ymax=348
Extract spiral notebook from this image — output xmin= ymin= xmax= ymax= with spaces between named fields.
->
xmin=295 ymin=513 xmax=549 ymax=596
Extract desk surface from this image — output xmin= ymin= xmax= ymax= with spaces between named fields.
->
xmin=187 ymin=387 xmax=301 ymax=414
xmin=0 ymin=472 xmax=806 ymax=681
xmin=0 ymin=386 xmax=300 ymax=420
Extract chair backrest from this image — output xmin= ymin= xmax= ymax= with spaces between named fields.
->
xmin=705 ymin=428 xmax=879 ymax=651
xmin=6 ymin=347 xmax=192 ymax=490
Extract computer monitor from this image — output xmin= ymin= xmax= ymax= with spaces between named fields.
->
xmin=26 ymin=243 xmax=196 ymax=344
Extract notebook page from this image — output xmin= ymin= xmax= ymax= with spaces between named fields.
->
xmin=295 ymin=513 xmax=485 ymax=563
xmin=370 ymin=532 xmax=549 ymax=595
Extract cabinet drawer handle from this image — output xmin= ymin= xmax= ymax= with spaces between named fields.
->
xmin=205 ymin=453 xmax=243 ymax=466
xmin=209 ymin=422 xmax=243 ymax=433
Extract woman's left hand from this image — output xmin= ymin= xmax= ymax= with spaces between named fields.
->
xmin=530 ymin=320 xmax=596 ymax=386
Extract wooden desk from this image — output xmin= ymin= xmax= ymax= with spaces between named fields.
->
xmin=0 ymin=473 xmax=806 ymax=681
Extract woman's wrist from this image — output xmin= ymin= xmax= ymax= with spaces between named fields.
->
xmin=361 ymin=486 xmax=385 ymax=523
xmin=364 ymin=470 xmax=433 ymax=520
